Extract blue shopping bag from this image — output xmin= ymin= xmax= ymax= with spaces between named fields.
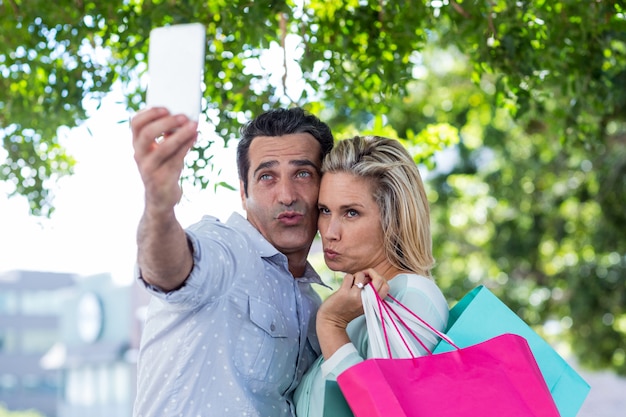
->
xmin=434 ymin=285 xmax=590 ymax=417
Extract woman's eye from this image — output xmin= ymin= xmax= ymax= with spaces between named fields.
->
xmin=346 ymin=209 xmax=359 ymax=218
xmin=319 ymin=207 xmax=330 ymax=215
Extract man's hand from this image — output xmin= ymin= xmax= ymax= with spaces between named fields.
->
xmin=131 ymin=107 xmax=199 ymax=215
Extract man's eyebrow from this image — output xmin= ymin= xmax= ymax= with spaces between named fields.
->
xmin=291 ymin=159 xmax=318 ymax=169
xmin=253 ymin=160 xmax=278 ymax=176
xmin=252 ymin=159 xmax=318 ymax=176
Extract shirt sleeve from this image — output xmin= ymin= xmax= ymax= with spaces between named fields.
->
xmin=320 ymin=343 xmax=362 ymax=379
xmin=134 ymin=230 xmax=210 ymax=307
xmin=135 ymin=217 xmax=243 ymax=309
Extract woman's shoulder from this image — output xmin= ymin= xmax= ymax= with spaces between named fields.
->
xmin=389 ymin=273 xmax=443 ymax=297
xmin=388 ymin=273 xmax=449 ymax=319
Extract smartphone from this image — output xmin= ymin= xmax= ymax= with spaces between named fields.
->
xmin=146 ymin=23 xmax=206 ymax=121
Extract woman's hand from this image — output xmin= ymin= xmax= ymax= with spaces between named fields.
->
xmin=316 ymin=268 xmax=389 ymax=359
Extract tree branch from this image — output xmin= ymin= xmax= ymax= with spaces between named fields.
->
xmin=280 ymin=12 xmax=288 ymax=96
xmin=486 ymin=1 xmax=497 ymax=38
xmin=450 ymin=0 xmax=471 ymax=19
xmin=8 ymin=0 xmax=20 ymax=15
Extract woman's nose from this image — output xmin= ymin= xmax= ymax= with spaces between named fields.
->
xmin=321 ymin=217 xmax=340 ymax=240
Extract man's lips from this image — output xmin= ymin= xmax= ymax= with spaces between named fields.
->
xmin=277 ymin=211 xmax=304 ymax=226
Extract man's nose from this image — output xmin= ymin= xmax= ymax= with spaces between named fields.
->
xmin=278 ymin=179 xmax=297 ymax=206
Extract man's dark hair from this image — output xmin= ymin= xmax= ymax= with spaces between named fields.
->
xmin=236 ymin=107 xmax=334 ymax=195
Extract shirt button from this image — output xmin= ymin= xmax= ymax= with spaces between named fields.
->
xmin=270 ymin=323 xmax=276 ymax=331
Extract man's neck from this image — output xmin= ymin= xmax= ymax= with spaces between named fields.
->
xmin=287 ymin=253 xmax=309 ymax=279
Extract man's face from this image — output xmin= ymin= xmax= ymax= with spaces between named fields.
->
xmin=241 ymin=133 xmax=322 ymax=261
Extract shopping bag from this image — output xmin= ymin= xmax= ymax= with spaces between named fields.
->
xmin=338 ymin=334 xmax=560 ymax=417
xmin=337 ymin=286 xmax=561 ymax=417
xmin=322 ymin=380 xmax=354 ymax=417
xmin=434 ymin=285 xmax=590 ymax=417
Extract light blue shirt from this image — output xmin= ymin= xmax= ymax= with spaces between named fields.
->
xmin=133 ymin=213 xmax=324 ymax=417
xmin=293 ymin=274 xmax=449 ymax=417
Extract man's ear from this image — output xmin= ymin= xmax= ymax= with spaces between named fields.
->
xmin=239 ymin=179 xmax=247 ymax=211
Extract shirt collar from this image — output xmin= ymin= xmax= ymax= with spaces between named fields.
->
xmin=298 ymin=262 xmax=333 ymax=290
xmin=226 ymin=212 xmax=331 ymax=289
xmin=226 ymin=212 xmax=280 ymax=258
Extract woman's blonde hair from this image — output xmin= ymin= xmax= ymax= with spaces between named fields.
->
xmin=322 ymin=135 xmax=435 ymax=276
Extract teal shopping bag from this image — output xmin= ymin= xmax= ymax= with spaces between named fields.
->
xmin=434 ymin=285 xmax=590 ymax=417
xmin=323 ymin=380 xmax=354 ymax=417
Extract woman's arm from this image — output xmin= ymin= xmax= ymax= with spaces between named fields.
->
xmin=316 ymin=269 xmax=389 ymax=360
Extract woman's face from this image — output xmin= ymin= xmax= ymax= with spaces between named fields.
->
xmin=317 ymin=172 xmax=389 ymax=274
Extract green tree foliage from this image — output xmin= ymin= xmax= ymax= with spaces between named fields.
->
xmin=384 ymin=44 xmax=626 ymax=374
xmin=1 ymin=1 xmax=624 ymax=372
xmin=2 ymin=1 xmax=624 ymax=213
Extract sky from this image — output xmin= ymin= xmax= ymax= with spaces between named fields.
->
xmin=0 ymin=91 xmax=243 ymax=286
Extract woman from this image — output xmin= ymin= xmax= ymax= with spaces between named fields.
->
xmin=294 ymin=135 xmax=449 ymax=417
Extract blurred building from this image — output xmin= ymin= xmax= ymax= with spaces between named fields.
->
xmin=0 ymin=270 xmax=76 ymax=416
xmin=0 ymin=270 xmax=148 ymax=417
xmin=52 ymin=273 xmax=137 ymax=417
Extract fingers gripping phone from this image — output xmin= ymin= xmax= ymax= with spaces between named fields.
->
xmin=146 ymin=23 xmax=206 ymax=121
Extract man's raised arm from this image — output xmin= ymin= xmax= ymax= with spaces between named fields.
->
xmin=130 ymin=107 xmax=198 ymax=291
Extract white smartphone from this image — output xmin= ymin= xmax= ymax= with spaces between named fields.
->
xmin=146 ymin=23 xmax=206 ymax=121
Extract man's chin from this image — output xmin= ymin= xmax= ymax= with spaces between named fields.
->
xmin=273 ymin=233 xmax=314 ymax=255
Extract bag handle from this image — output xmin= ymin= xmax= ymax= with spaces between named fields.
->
xmin=376 ymin=290 xmax=432 ymax=357
xmin=367 ymin=283 xmax=459 ymax=359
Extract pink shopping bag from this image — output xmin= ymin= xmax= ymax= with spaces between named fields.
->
xmin=336 ymin=287 xmax=561 ymax=417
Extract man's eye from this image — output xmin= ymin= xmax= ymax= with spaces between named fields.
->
xmin=296 ymin=171 xmax=312 ymax=178
xmin=259 ymin=173 xmax=273 ymax=181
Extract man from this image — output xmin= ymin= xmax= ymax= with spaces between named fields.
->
xmin=130 ymin=106 xmax=334 ymax=417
